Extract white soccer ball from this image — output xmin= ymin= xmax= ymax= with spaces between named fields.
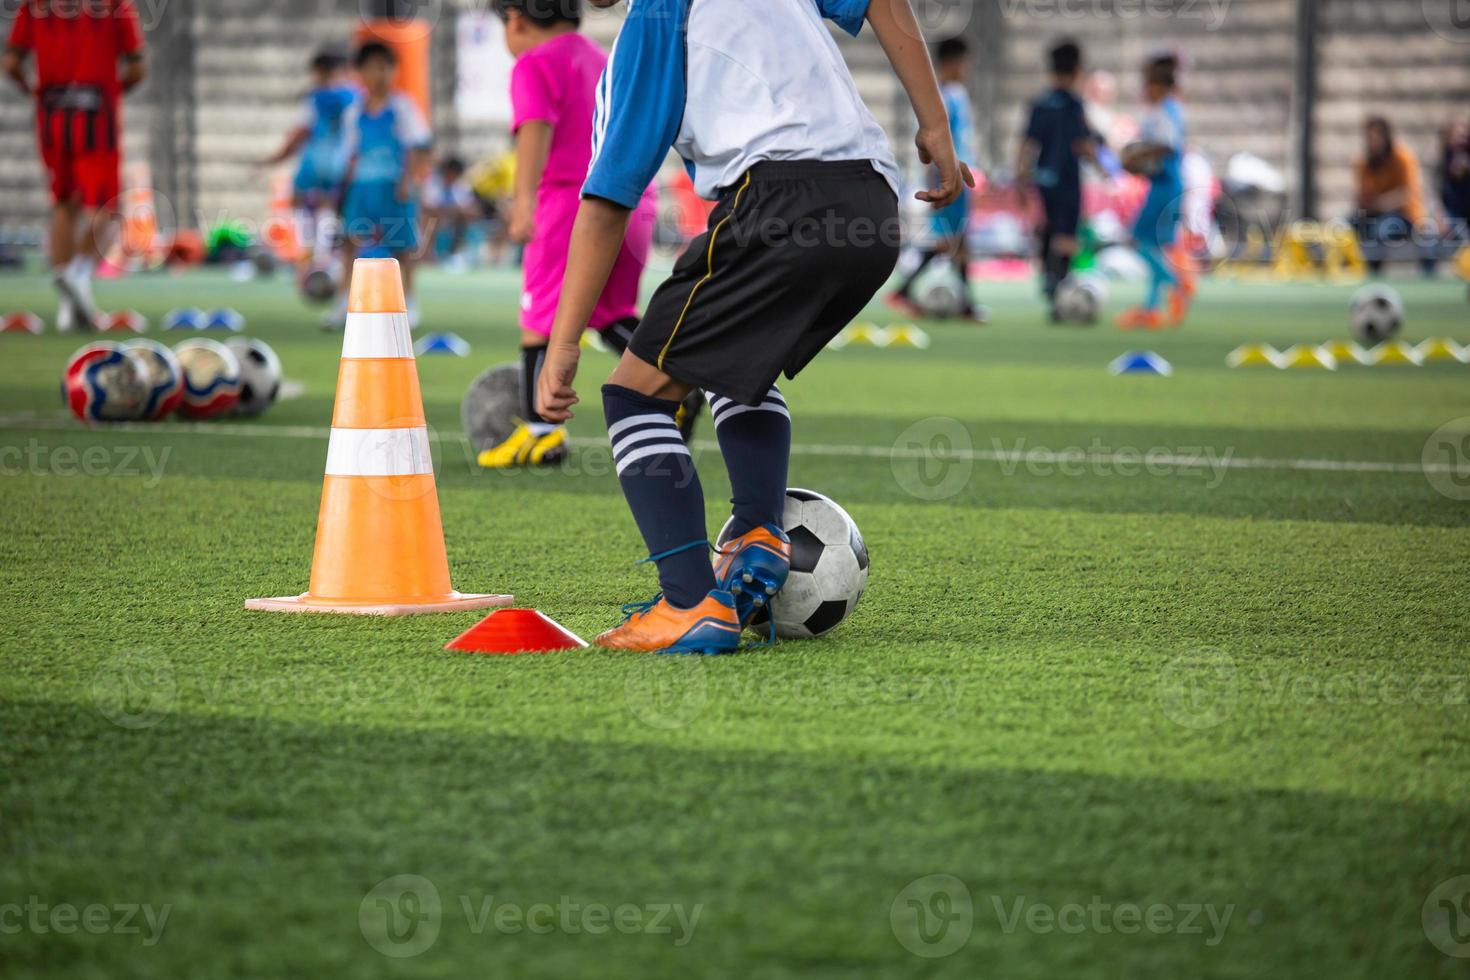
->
xmin=1055 ymin=274 xmax=1108 ymax=325
xmin=913 ymin=259 xmax=967 ymax=319
xmin=1350 ymin=284 xmax=1404 ymax=346
xmin=718 ymin=488 xmax=869 ymax=639
xmin=225 ymin=337 xmax=283 ymax=417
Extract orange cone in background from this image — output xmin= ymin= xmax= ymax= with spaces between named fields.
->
xmin=247 ymin=259 xmax=512 ymax=616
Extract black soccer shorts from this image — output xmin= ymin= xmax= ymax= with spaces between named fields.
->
xmin=627 ymin=160 xmax=900 ymax=407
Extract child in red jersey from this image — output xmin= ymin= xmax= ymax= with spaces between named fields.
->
xmin=4 ymin=0 xmax=146 ymax=331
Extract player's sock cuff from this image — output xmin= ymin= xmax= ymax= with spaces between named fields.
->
xmin=603 ymin=385 xmax=689 ymax=478
xmin=705 ymin=386 xmax=788 ymax=429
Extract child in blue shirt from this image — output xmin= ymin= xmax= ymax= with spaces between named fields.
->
xmin=1118 ymin=53 xmax=1190 ymax=329
xmin=261 ymin=47 xmax=358 ymax=284
xmin=328 ymin=41 xmax=432 ymax=329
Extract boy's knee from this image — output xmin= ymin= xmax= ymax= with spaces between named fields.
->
xmin=607 ymin=349 xmax=692 ymax=402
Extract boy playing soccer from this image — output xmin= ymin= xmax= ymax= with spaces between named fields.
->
xmin=478 ymin=0 xmax=659 ymax=469
xmin=534 ymin=0 xmax=972 ymax=653
xmin=261 ymin=47 xmax=357 ymax=286
xmin=324 ymin=41 xmax=432 ymax=330
xmin=4 ymin=0 xmax=146 ymax=332
xmin=887 ymin=36 xmax=986 ymax=324
xmin=1017 ymin=40 xmax=1099 ymax=321
xmin=1117 ymin=53 xmax=1191 ymax=330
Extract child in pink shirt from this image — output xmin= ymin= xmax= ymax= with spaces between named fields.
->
xmin=479 ymin=0 xmax=657 ymax=469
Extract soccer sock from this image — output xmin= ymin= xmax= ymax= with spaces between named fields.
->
xmin=1045 ymin=250 xmax=1072 ymax=299
xmin=604 ymin=384 xmax=716 ymax=609
xmin=1139 ymin=243 xmax=1177 ymax=311
xmin=953 ymin=252 xmax=977 ymax=314
xmin=520 ymin=345 xmax=558 ymax=436
xmin=707 ymin=385 xmax=791 ymax=539
xmin=896 ymin=250 xmax=939 ymax=298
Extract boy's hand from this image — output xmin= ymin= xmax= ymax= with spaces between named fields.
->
xmin=914 ymin=127 xmax=975 ymax=208
xmin=535 ymin=342 xmax=581 ymax=423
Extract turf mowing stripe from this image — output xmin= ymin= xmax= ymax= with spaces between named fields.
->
xmin=1 ymin=412 xmax=1464 ymax=477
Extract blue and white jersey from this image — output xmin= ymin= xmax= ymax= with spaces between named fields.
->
xmin=942 ymin=80 xmax=977 ymax=169
xmin=296 ymin=84 xmax=358 ymax=184
xmin=1138 ymin=95 xmax=1186 ymax=189
xmin=584 ymin=0 xmax=898 ymax=208
xmin=342 ymin=94 xmax=432 ymax=187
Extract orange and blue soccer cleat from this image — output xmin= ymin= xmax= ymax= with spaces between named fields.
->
xmin=595 ymin=589 xmax=744 ymax=654
xmin=714 ymin=524 xmax=792 ymax=627
xmin=1115 ymin=307 xmax=1166 ymax=331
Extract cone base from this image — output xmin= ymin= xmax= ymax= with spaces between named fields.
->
xmin=245 ymin=591 xmax=514 ymax=616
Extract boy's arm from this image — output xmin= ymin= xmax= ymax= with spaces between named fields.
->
xmin=535 ymin=0 xmax=690 ymax=422
xmin=2 ymin=47 xmax=27 ymax=95
xmin=510 ymin=121 xmax=551 ymax=244
xmin=262 ymin=126 xmax=309 ymax=167
xmin=4 ymin=7 xmax=31 ymax=95
xmin=865 ymin=0 xmax=974 ymax=206
xmin=116 ymin=3 xmax=145 ymax=92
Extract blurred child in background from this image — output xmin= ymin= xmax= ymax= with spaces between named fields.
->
xmin=887 ymin=37 xmax=986 ymax=324
xmin=1017 ymin=40 xmax=1098 ymax=321
xmin=4 ymin=0 xmax=146 ymax=331
xmin=478 ymin=0 xmax=657 ymax=469
xmin=324 ymin=41 xmax=432 ymax=329
xmin=261 ymin=46 xmax=357 ymax=285
xmin=423 ymin=156 xmax=479 ymax=268
xmin=1117 ymin=53 xmax=1190 ymax=329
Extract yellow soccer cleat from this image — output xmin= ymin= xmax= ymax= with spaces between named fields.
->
xmin=476 ymin=424 xmax=568 ymax=469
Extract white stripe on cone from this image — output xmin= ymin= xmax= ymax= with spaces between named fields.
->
xmin=325 ymin=427 xmax=433 ymax=477
xmin=342 ymin=312 xmax=415 ymax=359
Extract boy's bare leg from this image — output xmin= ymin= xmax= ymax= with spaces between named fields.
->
xmin=606 ymin=349 xmax=693 ymax=402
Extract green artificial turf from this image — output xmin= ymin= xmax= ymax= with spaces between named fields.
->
xmin=2 ymin=264 xmax=1470 ymax=978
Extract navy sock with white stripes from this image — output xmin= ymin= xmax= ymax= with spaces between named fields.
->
xmin=603 ymin=384 xmax=716 ymax=610
xmin=708 ymin=385 xmax=791 ymax=539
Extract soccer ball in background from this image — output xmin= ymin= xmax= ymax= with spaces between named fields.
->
xmin=62 ymin=342 xmax=150 ymax=423
xmin=1350 ymin=284 xmax=1405 ymax=346
xmin=173 ymin=339 xmax=243 ymax=420
xmin=718 ymin=488 xmax=870 ymax=639
xmin=122 ymin=340 xmax=185 ymax=421
xmin=226 ymin=337 xmax=283 ymax=417
xmin=912 ymin=258 xmax=968 ymax=319
xmin=299 ymin=261 xmax=340 ymax=305
xmin=1054 ymin=274 xmax=1108 ymax=325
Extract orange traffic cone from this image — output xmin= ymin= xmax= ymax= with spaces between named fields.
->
xmin=247 ymin=259 xmax=512 ymax=615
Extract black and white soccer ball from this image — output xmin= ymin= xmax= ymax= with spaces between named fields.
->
xmin=914 ymin=262 xmax=967 ymax=319
xmin=1350 ymin=284 xmax=1404 ymax=346
xmin=1054 ymin=274 xmax=1107 ymax=325
xmin=225 ymin=337 xmax=283 ymax=417
xmin=718 ymin=488 xmax=869 ymax=639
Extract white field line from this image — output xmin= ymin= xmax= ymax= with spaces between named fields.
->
xmin=0 ymin=413 xmax=1462 ymax=476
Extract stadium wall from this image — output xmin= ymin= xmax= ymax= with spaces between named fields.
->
xmin=0 ymin=0 xmax=1466 ymax=234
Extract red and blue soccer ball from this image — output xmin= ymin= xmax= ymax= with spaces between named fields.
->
xmin=123 ymin=339 xmax=185 ymax=420
xmin=172 ymin=339 xmax=243 ymax=419
xmin=62 ymin=342 xmax=149 ymax=423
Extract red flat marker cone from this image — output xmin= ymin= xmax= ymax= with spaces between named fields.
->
xmin=446 ymin=609 xmax=589 ymax=655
